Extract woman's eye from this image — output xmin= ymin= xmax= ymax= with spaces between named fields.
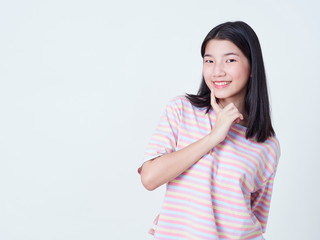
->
xmin=226 ymin=59 xmax=236 ymax=63
xmin=204 ymin=60 xmax=213 ymax=63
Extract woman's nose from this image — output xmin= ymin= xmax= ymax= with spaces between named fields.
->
xmin=213 ymin=63 xmax=226 ymax=77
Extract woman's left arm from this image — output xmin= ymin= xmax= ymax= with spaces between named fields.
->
xmin=250 ymin=172 xmax=277 ymax=232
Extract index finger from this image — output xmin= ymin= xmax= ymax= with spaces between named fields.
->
xmin=210 ymin=87 xmax=222 ymax=113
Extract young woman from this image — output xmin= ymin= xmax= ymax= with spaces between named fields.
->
xmin=139 ymin=21 xmax=280 ymax=240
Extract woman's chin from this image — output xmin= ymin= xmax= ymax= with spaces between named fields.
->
xmin=214 ymin=94 xmax=227 ymax=100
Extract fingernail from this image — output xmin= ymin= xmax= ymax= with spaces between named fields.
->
xmin=148 ymin=228 xmax=155 ymax=235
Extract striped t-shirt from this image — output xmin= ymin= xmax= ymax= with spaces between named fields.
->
xmin=143 ymin=95 xmax=280 ymax=240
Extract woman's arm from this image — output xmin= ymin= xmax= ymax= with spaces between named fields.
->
xmin=250 ymin=172 xmax=277 ymax=232
xmin=141 ymin=88 xmax=244 ymax=191
xmin=141 ymin=131 xmax=220 ymax=191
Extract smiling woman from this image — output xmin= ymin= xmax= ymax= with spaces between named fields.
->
xmin=202 ymin=39 xmax=251 ymax=127
xmin=139 ymin=21 xmax=280 ymax=240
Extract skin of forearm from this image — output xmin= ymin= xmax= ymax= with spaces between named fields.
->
xmin=140 ymin=132 xmax=221 ymax=191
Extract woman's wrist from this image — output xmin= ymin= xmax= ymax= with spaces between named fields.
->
xmin=206 ymin=131 xmax=223 ymax=149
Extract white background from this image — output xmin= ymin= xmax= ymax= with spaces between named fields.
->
xmin=0 ymin=0 xmax=319 ymax=239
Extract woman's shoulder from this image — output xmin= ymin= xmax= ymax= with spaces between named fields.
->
xmin=167 ymin=95 xmax=206 ymax=112
xmin=164 ymin=95 xmax=209 ymax=124
xmin=257 ymin=135 xmax=281 ymax=170
xmin=269 ymin=135 xmax=281 ymax=159
xmin=168 ymin=95 xmax=190 ymax=105
xmin=164 ymin=95 xmax=190 ymax=112
xmin=264 ymin=135 xmax=280 ymax=155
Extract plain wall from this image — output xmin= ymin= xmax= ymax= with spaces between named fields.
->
xmin=0 ymin=0 xmax=319 ymax=239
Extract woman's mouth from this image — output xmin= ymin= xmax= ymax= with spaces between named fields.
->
xmin=213 ymin=81 xmax=231 ymax=88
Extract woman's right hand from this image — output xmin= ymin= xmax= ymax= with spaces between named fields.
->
xmin=209 ymin=87 xmax=244 ymax=143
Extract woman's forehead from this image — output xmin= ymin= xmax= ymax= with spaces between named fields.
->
xmin=204 ymin=39 xmax=244 ymax=57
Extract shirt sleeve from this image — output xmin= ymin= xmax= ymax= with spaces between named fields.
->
xmin=250 ymin=171 xmax=277 ymax=233
xmin=138 ymin=98 xmax=181 ymax=174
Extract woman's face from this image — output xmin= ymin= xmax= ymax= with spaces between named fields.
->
xmin=203 ymin=39 xmax=250 ymax=104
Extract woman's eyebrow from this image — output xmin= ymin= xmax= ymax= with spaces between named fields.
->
xmin=224 ymin=52 xmax=240 ymax=56
xmin=204 ymin=52 xmax=240 ymax=57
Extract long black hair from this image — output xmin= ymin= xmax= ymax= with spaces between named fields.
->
xmin=186 ymin=21 xmax=274 ymax=142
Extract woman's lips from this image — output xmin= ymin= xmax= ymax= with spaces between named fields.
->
xmin=213 ymin=81 xmax=231 ymax=89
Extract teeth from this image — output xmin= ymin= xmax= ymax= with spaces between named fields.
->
xmin=214 ymin=81 xmax=230 ymax=86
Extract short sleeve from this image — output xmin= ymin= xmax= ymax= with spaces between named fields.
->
xmin=138 ymin=97 xmax=181 ymax=174
xmin=250 ymin=171 xmax=277 ymax=233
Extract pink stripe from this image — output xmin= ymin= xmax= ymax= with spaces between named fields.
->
xmin=158 ymin=218 xmax=218 ymax=236
xmin=168 ymin=180 xmax=249 ymax=209
xmin=180 ymin=118 xmax=211 ymax=132
xmin=213 ymin=207 xmax=252 ymax=220
xmin=163 ymin=196 xmax=212 ymax=213
xmin=161 ymin=210 xmax=214 ymax=228
xmin=166 ymin=184 xmax=211 ymax=202
xmin=228 ymin=133 xmax=275 ymax=166
xmin=156 ymin=229 xmax=218 ymax=239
